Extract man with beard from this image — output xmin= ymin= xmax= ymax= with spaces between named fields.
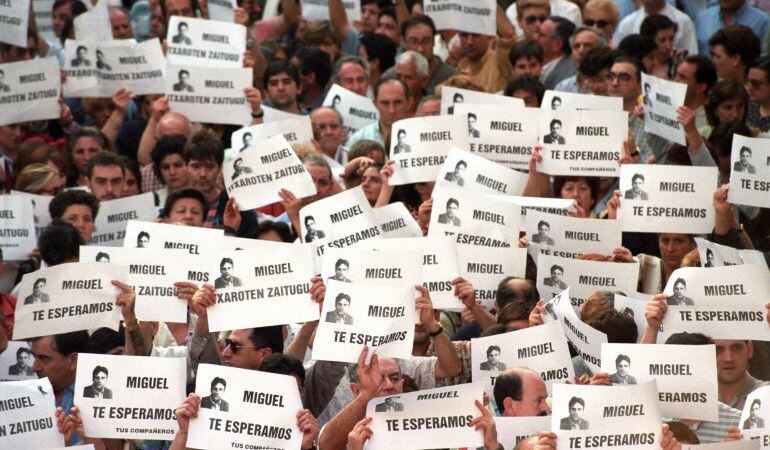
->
xmin=86 ymin=152 xmax=125 ymax=202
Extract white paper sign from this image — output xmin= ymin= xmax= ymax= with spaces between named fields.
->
xmin=546 ymin=288 xmax=608 ymax=374
xmin=322 ymin=83 xmax=378 ymax=134
xmin=73 ymin=0 xmax=110 ymax=41
xmin=231 ymin=116 xmax=314 ymax=152
xmin=89 ymin=192 xmax=158 ymax=246
xmin=74 ymin=353 xmax=186 ymax=439
xmin=0 ymin=195 xmax=36 ymax=260
xmin=13 ymin=262 xmax=128 ymax=340
xmin=424 ymin=0 xmax=496 ymax=36
xmin=9 ymin=191 xmax=52 ymax=237
xmin=302 ymin=0 xmax=361 ymax=21
xmin=662 ymin=264 xmax=770 ymax=306
xmin=551 ymin=382 xmax=662 ymax=450
xmin=727 ymin=134 xmax=770 ymax=208
xmin=33 ymin=0 xmax=55 ymax=42
xmin=373 ymin=202 xmax=423 ymax=238
xmin=526 ymin=210 xmax=622 ymax=260
xmin=166 ymin=64 xmax=251 ymax=125
xmin=506 ymin=196 xmax=575 ymax=219
xmin=0 ymin=378 xmax=64 ymax=450
xmin=601 ymin=343 xmax=718 ymax=421
xmin=166 ymin=16 xmax=246 ymax=67
xmin=320 ymin=245 xmax=422 ymax=288
xmin=206 ymin=245 xmax=317 ymax=331
xmin=436 ymin=147 xmax=527 ymax=196
xmin=0 ymin=57 xmax=60 ymax=126
xmin=224 ymin=134 xmax=316 ymax=210
xmin=471 ymin=322 xmax=575 ymax=394
xmin=494 ymin=416 xmax=552 ymax=450
xmin=441 ymin=86 xmax=524 ymax=115
xmin=538 ymin=109 xmax=628 ymax=176
xmin=453 ymin=104 xmax=537 ymax=170
xmin=458 ymin=246 xmax=527 ymax=307
xmin=262 ymin=104 xmax=302 ymax=123
xmin=641 ymin=73 xmax=686 ymax=145
xmin=312 ymin=279 xmax=415 ymax=363
xmin=123 ymin=220 xmax=224 ymax=256
xmin=365 ymin=383 xmax=485 ymax=450
xmin=389 ymin=115 xmax=466 ymax=185
xmin=207 ymin=0 xmax=235 ymax=22
xmin=695 ymin=237 xmax=768 ymax=269
xmin=0 ymin=0 xmax=31 ymax=47
xmin=0 ymin=341 xmax=35 ymax=381
xmin=542 ymin=90 xmax=623 ymax=111
xmin=619 ymin=164 xmax=718 ymax=234
xmin=187 ymin=364 xmax=304 ymax=450
xmin=739 ymin=385 xmax=770 ymax=448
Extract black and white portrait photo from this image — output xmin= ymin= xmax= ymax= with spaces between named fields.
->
xmin=704 ymin=248 xmax=715 ymax=267
xmin=543 ymin=264 xmax=567 ymax=290
xmin=325 ymin=293 xmax=353 ymax=325
xmin=667 ymin=277 xmax=694 ymax=305
xmin=24 ymin=277 xmax=50 ymax=305
xmin=172 ymin=21 xmax=193 ymax=45
xmin=479 ymin=345 xmax=507 ymax=371
xmin=543 ymin=118 xmax=565 ymax=144
xmin=393 ymin=129 xmax=412 ymax=154
xmin=733 ymin=146 xmax=756 ymax=174
xmin=437 ymin=197 xmax=461 ymax=227
xmin=0 ymin=69 xmax=9 ymax=93
xmin=444 ymin=160 xmax=466 ymax=187
xmin=560 ymin=397 xmax=589 ymax=430
xmin=96 ymin=50 xmax=112 ymax=71
xmin=532 ymin=220 xmax=555 ymax=246
xmin=239 ymin=132 xmax=253 ymax=152
xmin=624 ymin=173 xmax=649 ymax=200
xmin=173 ymin=69 xmax=193 ymax=92
xmin=231 ymin=157 xmax=252 ymax=180
xmin=328 ymin=258 xmax=352 ymax=283
xmin=95 ymin=252 xmax=110 ymax=263
xmin=201 ymin=377 xmax=229 ymax=411
xmin=467 ymin=113 xmax=480 ymax=138
xmin=643 ymin=82 xmax=652 ymax=108
xmin=83 ymin=366 xmax=113 ymax=399
xmin=551 ymin=96 xmax=561 ymax=111
xmin=447 ymin=92 xmax=464 ymax=115
xmin=137 ymin=231 xmax=150 ymax=248
xmin=8 ymin=347 xmax=34 ymax=376
xmin=609 ymin=354 xmax=637 ymax=385
xmin=71 ymin=45 xmax=91 ymax=67
xmin=214 ymin=257 xmax=242 ymax=288
xmin=331 ymin=94 xmax=342 ymax=109
xmin=304 ymin=215 xmax=326 ymax=242
xmin=743 ymin=399 xmax=765 ymax=429
xmin=374 ymin=396 xmax=404 ymax=412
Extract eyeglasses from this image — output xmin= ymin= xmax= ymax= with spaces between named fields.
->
xmin=745 ymin=79 xmax=768 ymax=89
xmin=524 ymin=15 xmax=548 ymax=25
xmin=224 ymin=338 xmax=258 ymax=354
xmin=607 ymin=72 xmax=633 ymax=83
xmin=584 ymin=19 xmax=610 ymax=28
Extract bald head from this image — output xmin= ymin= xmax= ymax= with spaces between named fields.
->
xmin=157 ymin=112 xmax=192 ymax=139
xmin=494 ymin=367 xmax=550 ymax=417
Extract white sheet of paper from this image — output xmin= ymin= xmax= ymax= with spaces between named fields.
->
xmin=506 ymin=196 xmax=575 ymax=219
xmin=0 ymin=195 xmax=36 ymax=260
xmin=547 ymin=288 xmax=607 ymax=374
xmin=320 ymin=245 xmax=422 ymax=288
xmin=166 ymin=16 xmax=245 ymax=67
xmin=166 ymin=64 xmax=251 ymax=125
xmin=207 ymin=0 xmax=235 ymax=22
xmin=0 ymin=341 xmax=36 ymax=381
xmin=73 ymin=0 xmax=111 ymax=41
xmin=494 ymin=416 xmax=552 ymax=449
xmin=93 ymin=39 xmax=166 ymax=96
xmin=695 ymin=237 xmax=768 ymax=269
xmin=0 ymin=57 xmax=60 ymax=126
xmin=373 ymin=202 xmax=423 ymax=238
xmin=75 ymin=353 xmax=186 ymax=439
xmin=661 ymin=303 xmax=770 ymax=341
xmin=0 ymin=0 xmax=31 ymax=47
xmin=389 ymin=115 xmax=466 ymax=185
xmin=471 ymin=322 xmax=575 ymax=394
xmin=619 ymin=164 xmax=718 ymax=233
xmin=187 ymin=364 xmax=304 ymax=450
xmin=9 ymin=190 xmax=52 ymax=237
xmin=302 ymin=0 xmax=361 ymax=21
xmin=322 ymin=83 xmax=378 ymax=134
xmin=458 ymin=246 xmax=526 ymax=307
xmin=641 ymin=73 xmax=686 ymax=145
xmin=365 ymin=383 xmax=485 ymax=450
xmin=0 ymin=378 xmax=64 ymax=450
xmin=551 ymin=382 xmax=662 ymax=450
xmin=662 ymin=264 xmax=770 ymax=305
xmin=453 ymin=104 xmax=538 ymax=170
xmin=123 ymin=220 xmax=224 ymax=256
xmin=262 ymin=104 xmax=301 ymax=122
xmin=538 ymin=108 xmax=628 ymax=176
xmin=727 ymin=134 xmax=770 ymax=208
xmin=601 ymin=343 xmax=718 ymax=421
xmin=424 ymin=0 xmax=496 ymax=36
xmin=89 ymin=192 xmax=158 ymax=246
xmin=13 ymin=262 xmax=127 ymax=339
xmin=206 ymin=246 xmax=317 ymax=331
xmin=436 ymin=147 xmax=527 ymax=195
xmin=441 ymin=86 xmax=524 ymax=115
xmin=231 ymin=116 xmax=314 ymax=152
xmin=312 ymin=279 xmax=415 ymax=363
xmin=33 ymin=0 xmax=55 ymax=42
xmin=542 ymin=90 xmax=623 ymax=111
xmin=525 ymin=210 xmax=621 ymax=260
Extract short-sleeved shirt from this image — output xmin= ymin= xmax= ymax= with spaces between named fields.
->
xmin=695 ymin=2 xmax=770 ymax=55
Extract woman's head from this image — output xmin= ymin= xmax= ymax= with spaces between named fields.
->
xmin=162 ymin=188 xmax=207 ymax=227
xmin=707 ymin=120 xmax=754 ymax=175
xmin=361 ymin=164 xmax=383 ymax=205
xmin=254 ymin=220 xmax=294 ymax=242
xmin=705 ymin=80 xmax=748 ymax=127
xmin=152 ymin=134 xmax=189 ymax=191
xmin=119 ymin=155 xmax=141 ymax=196
xmin=49 ymin=189 xmax=99 ymax=243
xmin=708 ymin=25 xmax=761 ymax=81
xmin=82 ymin=97 xmax=116 ymax=129
xmin=640 ymin=14 xmax=676 ymax=62
xmin=553 ymin=176 xmax=599 ymax=212
xmin=67 ymin=127 xmax=110 ymax=179
xmin=14 ymin=163 xmax=64 ymax=195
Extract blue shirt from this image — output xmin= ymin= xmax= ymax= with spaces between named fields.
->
xmin=57 ymin=383 xmax=82 ymax=445
xmin=345 ymin=121 xmax=384 ymax=149
xmin=695 ymin=1 xmax=770 ymax=54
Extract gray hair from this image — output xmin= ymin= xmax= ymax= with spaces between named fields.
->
xmin=396 ymin=51 xmax=429 ymax=77
xmin=334 ymin=55 xmax=371 ymax=81
xmin=348 ymin=358 xmax=402 ymax=383
xmin=570 ymin=26 xmax=607 ymax=49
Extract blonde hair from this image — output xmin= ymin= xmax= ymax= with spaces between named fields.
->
xmin=14 ymin=163 xmax=59 ymax=193
xmin=584 ymin=0 xmax=620 ymax=26
xmin=435 ymin=75 xmax=485 ymax=96
xmin=516 ymin=0 xmax=551 ymax=18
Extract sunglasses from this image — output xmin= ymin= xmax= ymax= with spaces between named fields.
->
xmin=524 ymin=15 xmax=548 ymax=25
xmin=585 ymin=19 xmax=610 ymax=28
xmin=224 ymin=338 xmax=257 ymax=354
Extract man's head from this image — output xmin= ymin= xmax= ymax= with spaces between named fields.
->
xmin=416 ymin=94 xmax=441 ymax=116
xmin=459 ymin=31 xmax=493 ymax=62
xmin=739 ymin=146 xmax=752 ymax=165
xmin=504 ymin=75 xmax=546 ymax=107
xmin=495 ymin=368 xmax=550 ymax=417
xmin=295 ymin=46 xmax=333 ymax=93
xmin=178 ymin=69 xmax=189 ymax=83
xmin=453 ymin=160 xmax=467 ymax=176
xmin=516 ymin=0 xmax=550 ymax=42
xmin=538 ymin=17 xmax=575 ymax=61
xmin=86 ymin=152 xmax=125 ymax=201
xmin=210 ymin=377 xmax=226 ymax=400
xmin=33 ymin=277 xmax=46 ymax=294
xmin=750 ymin=399 xmax=761 ymax=418
xmin=549 ymin=118 xmax=562 ymax=135
xmin=95 ymin=252 xmax=110 ymax=262
xmin=137 ymin=231 xmax=150 ymax=247
xmin=486 ymin=345 xmax=501 ymax=363
xmin=334 ymin=56 xmax=370 ymax=96
xmin=715 ymin=339 xmax=753 ymax=387
xmin=644 ymin=83 xmax=652 ymax=96
xmin=395 ymin=51 xmax=429 ymax=100
xmin=183 ymin=131 xmax=224 ymax=200
xmin=658 ymin=233 xmax=696 ymax=269
xmin=376 ymin=8 xmax=399 ymax=44
xmin=157 ymin=112 xmax=192 ymax=139
xmin=335 ymin=259 xmax=349 ymax=278
xmin=583 ymin=0 xmax=619 ymax=40
xmin=550 ymin=264 xmax=563 ymax=281
xmin=109 ymin=6 xmax=133 ymax=39
xmin=305 ymin=215 xmax=317 ymax=231
xmin=615 ymin=354 xmax=631 ymax=377
xmin=568 ymin=397 xmax=585 ymax=420
xmin=31 ymin=332 xmax=90 ymax=392
xmin=401 ymin=15 xmax=436 ymax=63
xmin=220 ymin=326 xmax=283 ymax=370
xmin=578 ymin=47 xmax=617 ymax=96
xmin=571 ymin=27 xmax=606 ymax=66
xmin=608 ymin=56 xmax=642 ymax=104
xmin=674 ymin=55 xmax=717 ymax=104
xmin=445 ymin=197 xmax=459 ymax=218
xmin=334 ymin=293 xmax=351 ymax=314
xmin=264 ymin=60 xmax=301 ymax=111
xmin=310 ymin=107 xmax=346 ymax=157
xmin=92 ymin=365 xmax=108 ymax=388
xmin=537 ymin=220 xmax=550 ymax=238
xmin=509 ymin=41 xmax=544 ymax=79
xmin=360 ymin=0 xmax=382 ymax=35
xmin=166 ymin=0 xmax=195 ymax=17
xmin=177 ymin=21 xmax=188 ymax=33
xmin=747 ymin=57 xmax=770 ymax=104
xmin=242 ymin=132 xmax=252 ymax=146
xmin=374 ymin=78 xmax=410 ymax=129
xmin=302 ymin=155 xmax=334 ymax=205
xmin=551 ymin=97 xmax=561 ymax=110
xmin=76 ymin=45 xmax=87 ymax=58
xmin=349 ymin=356 xmax=403 ymax=397
xmin=96 ymin=49 xmax=105 ymax=62
xmin=220 ymin=257 xmax=234 ymax=277
xmin=16 ymin=347 xmax=32 ymax=367
xmin=233 ymin=157 xmax=244 ymax=171
xmin=705 ymin=249 xmax=714 ymax=262
xmin=495 ymin=277 xmax=539 ymax=312
xmin=632 ymin=173 xmax=644 ymax=193
xmin=360 ymin=33 xmax=398 ymax=75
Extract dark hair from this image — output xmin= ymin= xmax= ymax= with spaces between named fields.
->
xmin=553 ymin=176 xmax=600 ymax=201
xmin=612 ymin=53 xmax=645 ymax=82
xmin=615 ymin=354 xmax=630 ymax=365
xmin=304 ymin=215 xmax=316 ymax=226
xmin=220 ymin=257 xmax=234 ymax=269
xmin=632 ymin=173 xmax=644 ymax=183
xmin=446 ymin=197 xmax=459 ymax=208
xmin=76 ymin=45 xmax=87 ymax=53
xmin=665 ymin=332 xmax=713 ymax=345
xmin=119 ymin=155 xmax=141 ymax=192
xmin=295 ymin=46 xmax=332 ymax=88
xmin=86 ymin=151 xmax=125 ymax=180
xmin=264 ymin=59 xmax=300 ymax=88
xmin=138 ymin=231 xmax=150 ymax=241
xmin=16 ymin=347 xmax=32 ymax=358
xmin=248 ymin=326 xmax=284 ymax=353
xmin=704 ymin=80 xmax=749 ymax=127
xmin=32 ymin=330 xmax=90 ymax=355
xmin=95 ymin=251 xmax=109 ymax=261
xmin=497 ymin=300 xmax=533 ymax=325
xmin=361 ymin=33 xmax=398 ymax=72
xmin=684 ymin=55 xmax=717 ymax=91
xmin=66 ymin=127 xmax=109 ymax=180
xmin=707 ymin=120 xmax=753 ymax=161
xmin=210 ymin=377 xmax=226 ymax=389
xmin=548 ymin=16 xmax=576 ymax=55
xmin=49 ymin=189 xmax=99 ymax=219
xmin=335 ymin=258 xmax=349 ymax=269
xmin=639 ymin=14 xmax=677 ymax=38
xmin=550 ymin=264 xmax=564 ymax=273
xmin=493 ymin=370 xmax=524 ymax=406
xmin=495 ymin=277 xmax=539 ymax=309
xmin=578 ymin=47 xmax=617 ymax=77
xmin=708 ymin=25 xmax=761 ymax=68
xmin=39 ymin=219 xmax=84 ymax=265
xmin=178 ymin=69 xmax=190 ymax=78
xmin=378 ymin=6 xmax=396 ymax=23
xmin=509 ymin=40 xmax=544 ymax=66
xmin=92 ymin=365 xmax=109 ymax=378
xmin=162 ymin=188 xmax=207 ymax=221
xmin=183 ymin=130 xmax=224 ymax=166
xmin=335 ymin=293 xmax=351 ymax=304
xmin=549 ymin=118 xmax=562 ymax=128
xmin=673 ymin=277 xmax=686 ymax=288
xmin=568 ymin=396 xmax=585 ymax=408
xmin=584 ymin=310 xmax=638 ymax=343
xmin=749 ymin=56 xmax=770 ymax=81
xmin=400 ymin=14 xmax=436 ymax=38
xmin=751 ymin=399 xmax=761 ymax=409
xmin=254 ymin=220 xmax=294 ymax=242
xmin=151 ymin=134 xmax=187 ymax=181
xmin=503 ymin=74 xmax=546 ymax=106
xmin=259 ymin=353 xmax=306 ymax=385
xmin=486 ymin=345 xmax=502 ymax=357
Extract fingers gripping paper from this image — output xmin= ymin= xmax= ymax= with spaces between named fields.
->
xmin=0 ymin=57 xmax=60 ymax=126
xmin=641 ymin=73 xmax=687 ymax=145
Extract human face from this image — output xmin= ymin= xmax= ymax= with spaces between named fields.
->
xmin=150 ymin=6 xmax=166 ymax=38
xmin=376 ymin=82 xmax=409 ymax=128
xmin=335 ymin=262 xmax=349 ymax=278
xmin=573 ymin=30 xmax=601 ymax=64
xmin=746 ymin=68 xmax=770 ymax=103
xmin=337 ymin=62 xmax=368 ymax=97
xmin=740 ymin=149 xmax=751 ymax=165
xmin=751 ymin=402 xmax=760 ymax=418
xmin=487 ymin=349 xmax=500 ymax=364
xmin=460 ymin=32 xmax=492 ymax=61
xmin=585 ymin=68 xmax=610 ymax=96
xmin=221 ymin=260 xmax=233 ymax=278
xmin=123 ymin=170 xmax=140 ymax=196
xmin=658 ymin=233 xmax=695 ymax=269
xmin=138 ymin=235 xmax=149 ymax=247
xmin=538 ymin=224 xmax=549 ymax=238
xmin=33 ymin=280 xmax=45 ymax=294
xmin=376 ymin=15 xmax=399 ymax=44
xmin=31 ymin=336 xmax=77 ymax=392
xmin=312 ymin=109 xmax=346 ymax=156
xmin=160 ymin=153 xmax=188 ymax=190
xmin=569 ymin=402 xmax=584 ymax=420
xmin=360 ymin=3 xmax=380 ymax=35
xmin=560 ymin=179 xmax=592 ymax=212
xmin=375 ymin=358 xmax=403 ymax=396
xmin=446 ymin=202 xmax=458 ymax=218
xmin=675 ymin=62 xmax=699 ymax=102
xmin=211 ymin=382 xmax=225 ymax=401
xmin=395 ymin=61 xmax=425 ymax=99
xmin=616 ymin=360 xmax=630 ymax=377
xmin=17 ymin=351 xmax=31 ymax=368
xmin=504 ymin=372 xmax=550 ymax=417
xmin=583 ymin=7 xmax=615 ymax=40
xmin=537 ymin=20 xmax=560 ymax=58
xmin=715 ymin=98 xmax=746 ymax=123
xmin=404 ymin=24 xmax=434 ymax=62
xmin=608 ymin=62 xmax=640 ymax=104
xmin=304 ymin=164 xmax=333 ymax=205
xmin=93 ymin=371 xmax=107 ymax=389
xmin=654 ymin=28 xmax=675 ymax=60
xmin=710 ymin=44 xmax=740 ymax=80
xmin=550 ymin=122 xmax=561 ymax=136
xmin=267 ymin=72 xmax=299 ymax=109
xmin=416 ymin=98 xmax=441 ymax=116
xmin=361 ymin=166 xmax=382 ymax=205
xmin=52 ymin=3 xmax=73 ymax=38
xmin=335 ymin=297 xmax=350 ymax=314
xmin=550 ymin=268 xmax=563 ymax=282
xmin=513 ymin=89 xmax=539 ymax=107
xmin=220 ymin=329 xmax=264 ymax=370
xmin=187 ymin=158 xmax=220 ymax=198
xmin=518 ymin=6 xmax=548 ymax=42
xmin=62 ymin=204 xmax=94 ymax=242
xmin=89 ymin=164 xmax=125 ymax=201
xmin=512 ymin=56 xmax=542 ymax=79
xmin=715 ymin=340 xmax=752 ymax=386
xmin=673 ymin=282 xmax=686 ymax=299
xmin=633 ymin=177 xmax=643 ymax=193
xmin=109 ymin=9 xmax=133 ymax=39
xmin=168 ymin=198 xmax=204 ymax=227
xmin=166 ymin=0 xmax=194 ymax=17
xmin=71 ymin=136 xmax=103 ymax=176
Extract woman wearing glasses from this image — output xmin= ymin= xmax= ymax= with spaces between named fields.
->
xmin=583 ymin=0 xmax=619 ymax=41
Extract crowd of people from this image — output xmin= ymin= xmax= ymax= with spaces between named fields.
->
xmin=2 ymin=0 xmax=770 ymax=449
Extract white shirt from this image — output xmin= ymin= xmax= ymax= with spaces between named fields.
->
xmin=613 ymin=4 xmax=698 ymax=55
xmin=507 ymin=0 xmax=582 ymax=37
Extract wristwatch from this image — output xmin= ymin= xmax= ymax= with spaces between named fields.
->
xmin=428 ymin=324 xmax=444 ymax=338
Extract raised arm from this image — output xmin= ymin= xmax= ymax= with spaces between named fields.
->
xmin=329 ymin=0 xmax=351 ymax=39
xmin=416 ymin=285 xmax=462 ymax=379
